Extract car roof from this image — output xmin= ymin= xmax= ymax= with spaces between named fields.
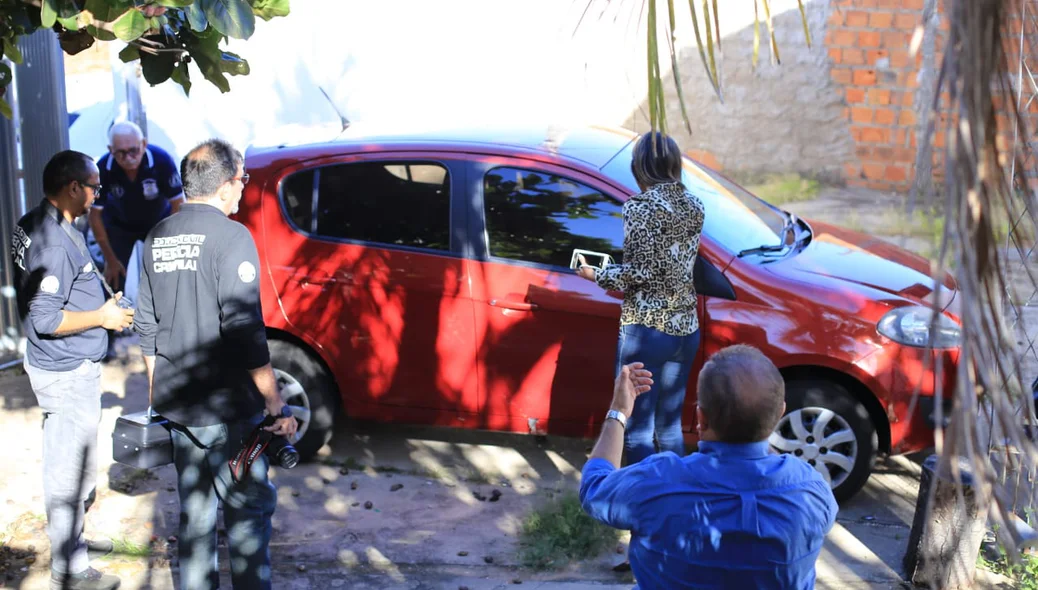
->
xmin=244 ymin=122 xmax=639 ymax=173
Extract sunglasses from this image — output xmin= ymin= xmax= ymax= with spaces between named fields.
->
xmin=230 ymin=174 xmax=250 ymax=185
xmin=113 ymin=146 xmax=142 ymax=158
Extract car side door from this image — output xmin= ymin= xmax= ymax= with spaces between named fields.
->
xmin=264 ymin=153 xmax=479 ymax=419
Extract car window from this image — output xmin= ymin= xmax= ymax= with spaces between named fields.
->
xmin=602 ymin=145 xmax=787 ymax=255
xmin=484 ymin=166 xmax=623 ymax=267
xmin=283 ymin=161 xmax=451 ymax=251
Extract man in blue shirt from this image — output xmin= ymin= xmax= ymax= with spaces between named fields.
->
xmin=89 ymin=121 xmax=183 ymax=291
xmin=13 ymin=150 xmax=135 ymax=590
xmin=580 ymin=345 xmax=838 ymax=589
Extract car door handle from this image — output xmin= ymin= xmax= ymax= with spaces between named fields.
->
xmin=490 ymin=299 xmax=538 ymax=312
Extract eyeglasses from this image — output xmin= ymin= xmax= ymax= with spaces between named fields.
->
xmin=230 ymin=174 xmax=250 ymax=186
xmin=80 ymin=182 xmax=103 ymax=193
xmin=113 ymin=146 xmax=141 ymax=159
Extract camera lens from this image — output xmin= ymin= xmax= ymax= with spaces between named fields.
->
xmin=276 ymin=445 xmax=300 ymax=469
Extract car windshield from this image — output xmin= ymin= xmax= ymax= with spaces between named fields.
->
xmin=602 ymin=144 xmax=789 ymax=256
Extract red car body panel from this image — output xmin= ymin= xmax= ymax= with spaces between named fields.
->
xmin=237 ymin=126 xmax=958 ymax=456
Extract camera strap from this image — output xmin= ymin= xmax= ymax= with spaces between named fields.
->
xmin=229 ymin=425 xmax=273 ymax=484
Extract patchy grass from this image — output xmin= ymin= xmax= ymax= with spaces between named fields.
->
xmin=104 ymin=538 xmax=154 ymax=559
xmin=746 ymin=174 xmax=821 ymax=206
xmin=517 ymin=492 xmax=621 ymax=570
xmin=978 ymin=546 xmax=1038 ymax=590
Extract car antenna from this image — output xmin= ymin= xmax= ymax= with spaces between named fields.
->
xmin=318 ymin=85 xmax=350 ymax=133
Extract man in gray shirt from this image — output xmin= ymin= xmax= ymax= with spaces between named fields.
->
xmin=13 ymin=150 xmax=134 ymax=590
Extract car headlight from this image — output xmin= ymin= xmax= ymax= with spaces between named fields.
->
xmin=877 ymin=305 xmax=961 ymax=348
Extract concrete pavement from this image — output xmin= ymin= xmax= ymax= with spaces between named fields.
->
xmin=0 ymin=346 xmax=1016 ymax=589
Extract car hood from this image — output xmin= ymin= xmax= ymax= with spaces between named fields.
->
xmin=771 ymin=220 xmax=957 ymax=309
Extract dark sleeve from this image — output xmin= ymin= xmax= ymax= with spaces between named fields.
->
xmin=216 ymin=227 xmax=269 ymax=369
xmin=93 ymin=157 xmax=110 ymax=209
xmin=594 ymin=200 xmax=656 ymax=292
xmin=135 ymin=241 xmax=157 ymax=355
xmin=161 ymin=153 xmax=184 ymax=200
xmin=26 ymin=246 xmax=77 ymax=336
xmin=579 ymin=458 xmax=653 ymax=531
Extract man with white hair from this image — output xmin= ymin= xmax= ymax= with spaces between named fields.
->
xmin=89 ymin=121 xmax=183 ymax=292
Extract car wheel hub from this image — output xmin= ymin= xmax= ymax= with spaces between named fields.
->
xmin=273 ymin=368 xmax=312 ymax=443
xmin=769 ymin=407 xmax=857 ymax=489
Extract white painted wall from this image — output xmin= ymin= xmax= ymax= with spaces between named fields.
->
xmin=66 ymin=0 xmax=833 ymax=174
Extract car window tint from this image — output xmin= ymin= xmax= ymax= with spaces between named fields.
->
xmin=281 ymin=169 xmax=315 ymax=232
xmin=311 ymin=162 xmax=450 ymax=251
xmin=484 ymin=167 xmax=623 ymax=267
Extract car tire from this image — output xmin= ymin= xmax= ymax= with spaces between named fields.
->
xmin=769 ymin=379 xmax=878 ymax=503
xmin=268 ymin=339 xmax=337 ymax=461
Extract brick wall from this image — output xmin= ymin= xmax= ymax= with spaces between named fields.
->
xmin=826 ymin=0 xmax=1038 ymax=192
xmin=826 ymin=0 xmax=930 ymax=191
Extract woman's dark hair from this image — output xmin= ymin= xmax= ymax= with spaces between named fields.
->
xmin=630 ymin=131 xmax=683 ymax=188
xmin=181 ymin=139 xmax=243 ymax=199
xmin=42 ymin=150 xmax=95 ymax=196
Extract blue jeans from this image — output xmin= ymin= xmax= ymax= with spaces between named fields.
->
xmin=170 ymin=417 xmax=277 ymax=590
xmin=615 ymin=324 xmax=701 ymax=464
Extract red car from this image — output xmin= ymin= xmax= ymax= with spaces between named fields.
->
xmin=237 ymin=125 xmax=960 ymax=501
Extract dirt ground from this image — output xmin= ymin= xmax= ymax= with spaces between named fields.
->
xmin=0 ymin=185 xmax=1024 ymax=589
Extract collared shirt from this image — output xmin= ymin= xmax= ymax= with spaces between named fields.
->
xmin=95 ymin=145 xmax=183 ymax=232
xmin=135 ymin=203 xmax=269 ymax=427
xmin=593 ymin=182 xmax=704 ymax=337
xmin=12 ymin=201 xmax=107 ymax=371
xmin=580 ymin=441 xmax=838 ymax=590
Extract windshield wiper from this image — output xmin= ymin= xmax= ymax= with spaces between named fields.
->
xmin=737 ymin=243 xmax=788 ymax=258
xmin=737 ymin=212 xmax=800 ymax=258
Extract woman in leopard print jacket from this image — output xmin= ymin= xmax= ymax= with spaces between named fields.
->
xmin=577 ymin=131 xmax=704 ymax=464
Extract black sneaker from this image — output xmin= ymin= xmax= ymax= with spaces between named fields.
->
xmin=51 ymin=567 xmax=121 ymax=590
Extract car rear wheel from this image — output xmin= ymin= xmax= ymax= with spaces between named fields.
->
xmin=769 ymin=379 xmax=877 ymax=503
xmin=268 ymin=339 xmax=337 ymax=461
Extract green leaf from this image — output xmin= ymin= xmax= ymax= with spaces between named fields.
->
xmin=57 ymin=15 xmax=81 ymax=30
xmin=84 ymin=0 xmax=131 ymax=23
xmin=187 ymin=30 xmax=231 ymax=92
xmin=156 ymin=0 xmax=196 ymax=6
xmin=41 ymin=0 xmax=58 ymax=28
xmin=171 ymin=60 xmax=192 ymax=95
xmin=200 ymin=0 xmax=255 ymax=40
xmin=140 ymin=50 xmax=176 ymax=85
xmin=3 ymin=39 xmax=23 ymax=65
xmin=185 ymin=2 xmax=209 ymax=31
xmin=118 ymin=44 xmax=141 ymax=62
xmin=0 ymin=62 xmax=11 ymax=88
xmin=0 ymin=97 xmax=11 ymax=120
xmin=113 ymin=9 xmax=148 ymax=42
xmin=87 ymin=25 xmax=118 ymax=42
xmin=219 ymin=51 xmax=249 ymax=75
xmin=249 ymin=0 xmax=289 ymax=21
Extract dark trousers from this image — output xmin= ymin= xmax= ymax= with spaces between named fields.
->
xmin=170 ymin=417 xmax=277 ymax=590
xmin=615 ymin=324 xmax=701 ymax=464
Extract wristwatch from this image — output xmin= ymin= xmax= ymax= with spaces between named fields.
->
xmin=605 ymin=409 xmax=628 ymax=430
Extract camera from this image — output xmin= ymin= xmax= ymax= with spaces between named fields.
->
xmin=229 ymin=414 xmax=300 ymax=483
xmin=259 ymin=415 xmax=300 ymax=469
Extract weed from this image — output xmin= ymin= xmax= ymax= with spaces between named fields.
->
xmin=747 ymin=174 xmax=821 ymax=206
xmin=517 ymin=492 xmax=621 ymax=570
xmin=978 ymin=544 xmax=1038 ymax=590
xmin=106 ymin=538 xmax=153 ymax=559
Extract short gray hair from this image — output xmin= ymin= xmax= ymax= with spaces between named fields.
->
xmin=108 ymin=120 xmax=143 ymax=143
xmin=697 ymin=345 xmax=786 ymax=443
xmin=630 ymin=131 xmax=683 ymax=188
xmin=180 ymin=139 xmax=243 ymax=200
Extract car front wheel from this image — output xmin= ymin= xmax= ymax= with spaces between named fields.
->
xmin=769 ymin=379 xmax=878 ymax=503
